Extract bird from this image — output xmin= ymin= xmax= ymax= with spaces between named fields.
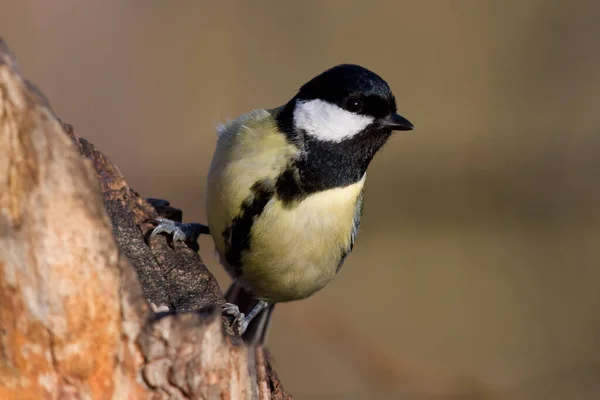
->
xmin=151 ymin=64 xmax=414 ymax=345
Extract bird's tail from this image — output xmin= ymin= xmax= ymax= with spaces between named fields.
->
xmin=225 ymin=281 xmax=275 ymax=346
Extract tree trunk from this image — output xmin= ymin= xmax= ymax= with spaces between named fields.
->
xmin=0 ymin=37 xmax=289 ymax=400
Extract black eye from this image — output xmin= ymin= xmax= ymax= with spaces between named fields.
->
xmin=344 ymin=96 xmax=362 ymax=113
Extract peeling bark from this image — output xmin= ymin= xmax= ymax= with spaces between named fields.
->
xmin=0 ymin=38 xmax=289 ymax=399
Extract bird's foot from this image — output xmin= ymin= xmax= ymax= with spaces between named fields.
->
xmin=149 ymin=302 xmax=170 ymax=313
xmin=221 ymin=300 xmax=269 ymax=337
xmin=150 ymin=218 xmax=210 ymax=243
xmin=221 ymin=303 xmax=249 ymax=336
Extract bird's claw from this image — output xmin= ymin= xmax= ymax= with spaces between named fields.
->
xmin=150 ymin=218 xmax=209 ymax=243
xmin=149 ymin=302 xmax=170 ymax=313
xmin=221 ymin=302 xmax=249 ymax=335
xmin=151 ymin=218 xmax=186 ymax=241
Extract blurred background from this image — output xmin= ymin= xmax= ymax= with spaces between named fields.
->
xmin=3 ymin=1 xmax=600 ymax=398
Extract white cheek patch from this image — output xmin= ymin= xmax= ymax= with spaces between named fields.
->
xmin=293 ymin=99 xmax=374 ymax=142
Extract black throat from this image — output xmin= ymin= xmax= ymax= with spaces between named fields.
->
xmin=275 ymin=101 xmax=391 ymax=204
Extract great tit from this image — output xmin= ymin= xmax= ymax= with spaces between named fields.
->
xmin=152 ymin=64 xmax=413 ymax=345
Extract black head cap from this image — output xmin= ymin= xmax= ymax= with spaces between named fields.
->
xmin=297 ymin=64 xmax=396 ymax=119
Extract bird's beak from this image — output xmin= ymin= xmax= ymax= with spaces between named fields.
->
xmin=380 ymin=113 xmax=414 ymax=131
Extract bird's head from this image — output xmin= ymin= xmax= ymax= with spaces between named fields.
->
xmin=279 ymin=64 xmax=413 ymax=146
xmin=276 ymin=64 xmax=414 ymax=192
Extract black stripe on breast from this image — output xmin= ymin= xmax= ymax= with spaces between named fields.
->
xmin=275 ymin=167 xmax=307 ymax=207
xmin=223 ymin=180 xmax=275 ymax=276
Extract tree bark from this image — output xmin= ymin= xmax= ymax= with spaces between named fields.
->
xmin=0 ymin=38 xmax=289 ymax=400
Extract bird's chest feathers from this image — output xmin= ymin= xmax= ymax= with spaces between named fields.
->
xmin=242 ymin=177 xmax=364 ymax=301
xmin=257 ymin=180 xmax=362 ymax=244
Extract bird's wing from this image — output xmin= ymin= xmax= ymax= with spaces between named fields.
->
xmin=336 ymin=188 xmax=364 ymax=273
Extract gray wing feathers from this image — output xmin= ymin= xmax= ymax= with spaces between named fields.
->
xmin=336 ymin=189 xmax=364 ymax=273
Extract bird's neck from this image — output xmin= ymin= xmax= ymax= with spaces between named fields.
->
xmin=297 ymin=138 xmax=375 ymax=190
xmin=274 ymin=101 xmax=391 ymax=202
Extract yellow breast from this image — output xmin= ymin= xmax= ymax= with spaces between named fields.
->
xmin=241 ymin=177 xmax=364 ymax=302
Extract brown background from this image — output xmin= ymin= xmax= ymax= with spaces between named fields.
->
xmin=3 ymin=1 xmax=600 ymax=398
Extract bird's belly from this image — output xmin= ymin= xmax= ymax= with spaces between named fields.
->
xmin=239 ymin=181 xmax=363 ymax=302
